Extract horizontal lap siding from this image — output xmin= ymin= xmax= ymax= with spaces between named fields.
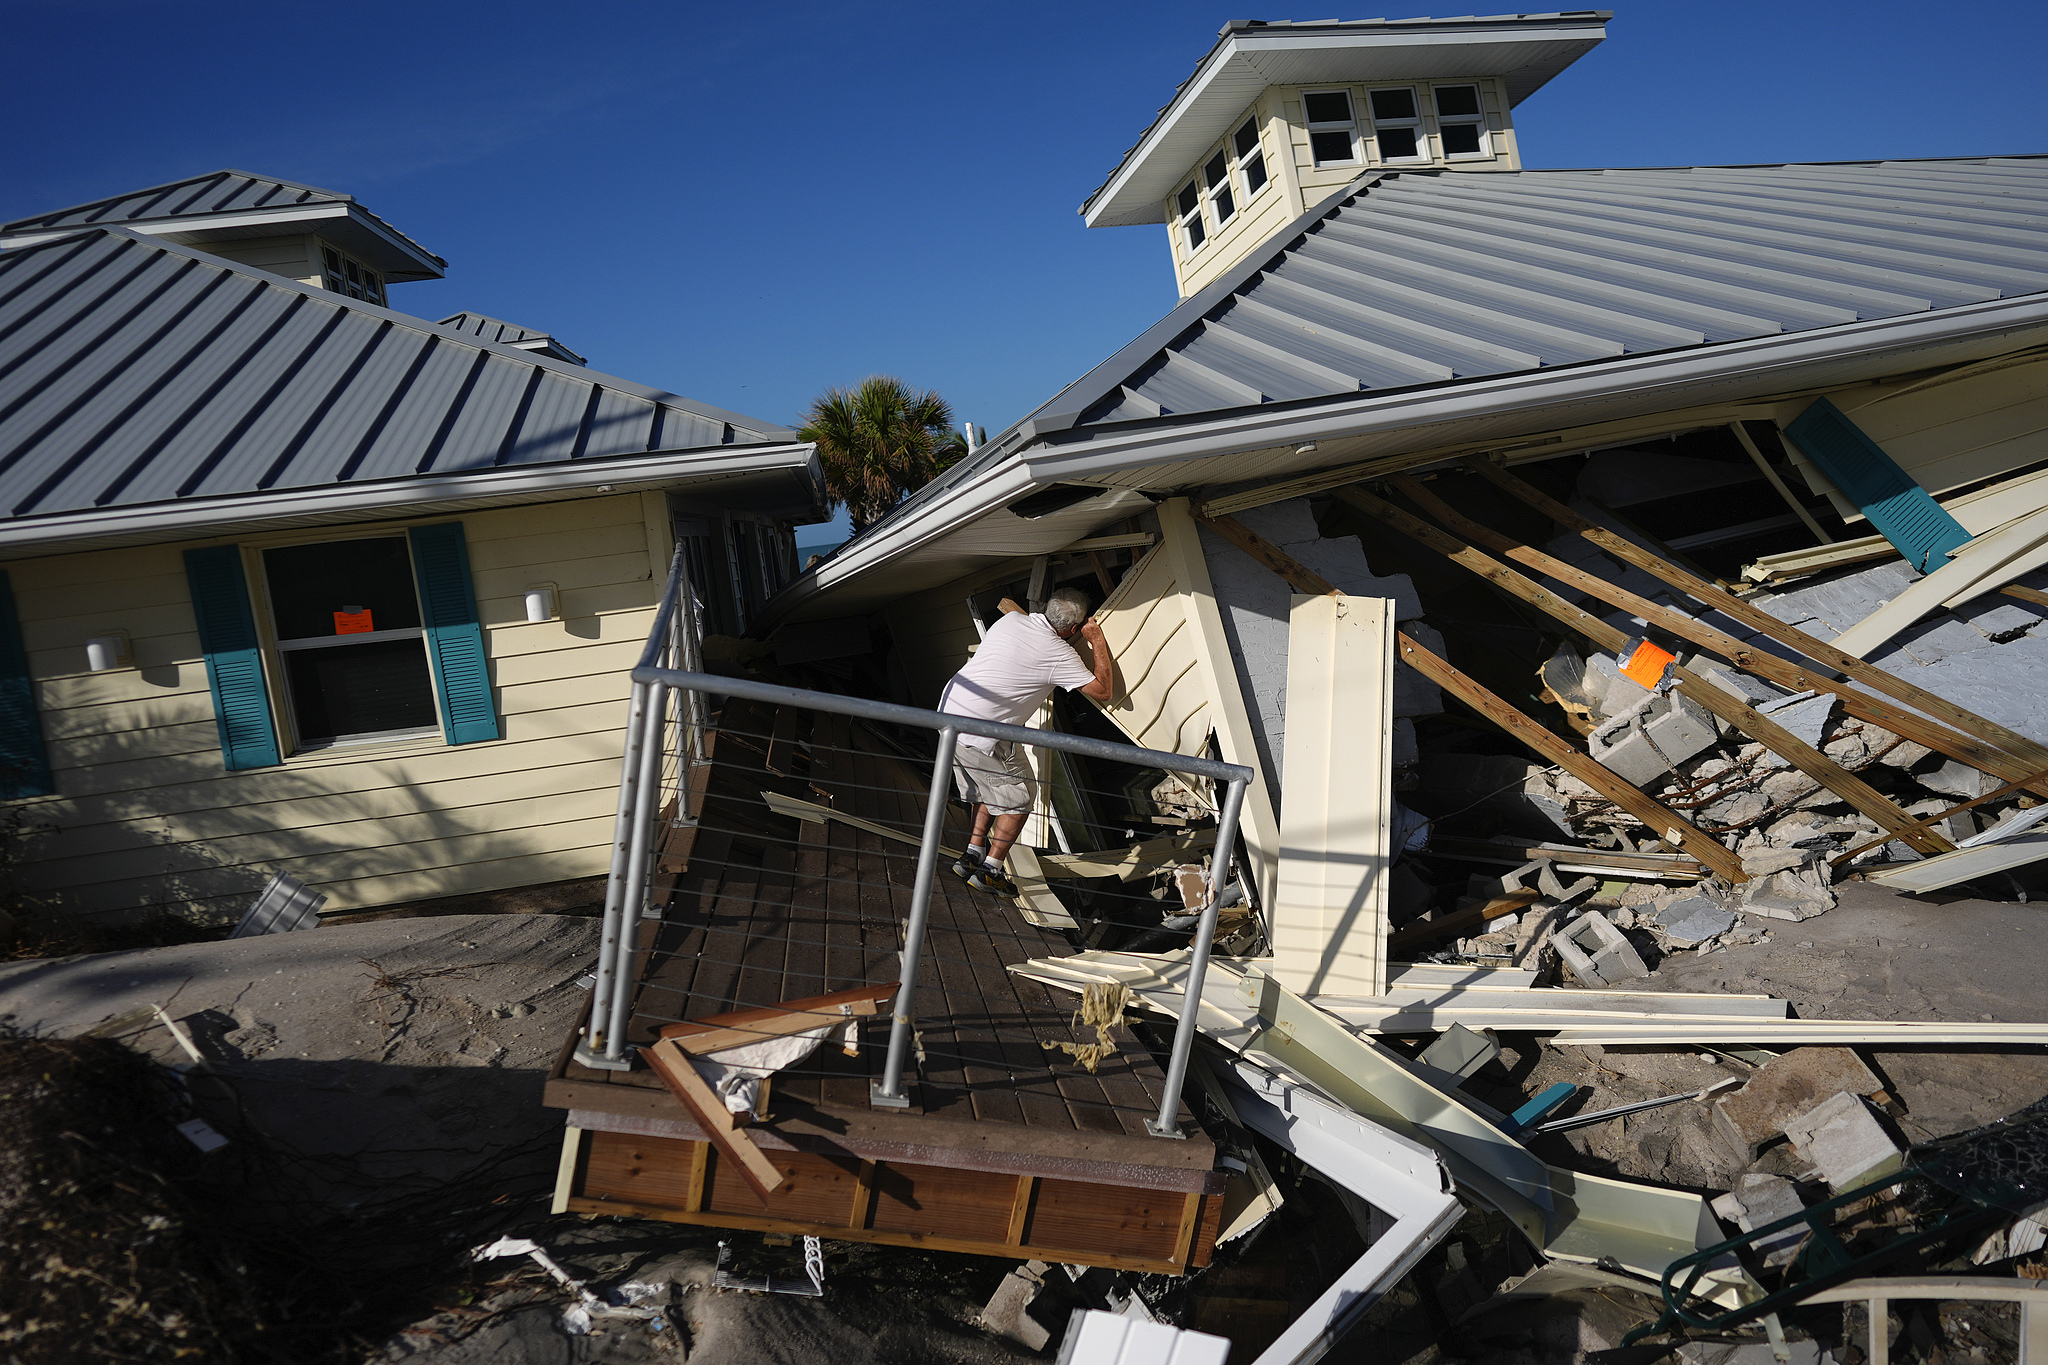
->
xmin=8 ymin=494 xmax=658 ymax=919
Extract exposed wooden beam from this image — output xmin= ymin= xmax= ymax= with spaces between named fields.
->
xmin=1197 ymin=511 xmax=1750 ymax=881
xmin=1387 ymin=474 xmax=2048 ymax=802
xmin=1460 ymin=456 xmax=2048 ymax=778
xmin=1336 ymin=485 xmax=1950 ymax=855
xmin=642 ymin=1038 xmax=786 ymax=1201
xmin=656 ymin=983 xmax=898 ymax=1054
xmin=1728 ymin=421 xmax=1835 ymax=545
xmin=1387 ymin=888 xmax=1540 ymax=952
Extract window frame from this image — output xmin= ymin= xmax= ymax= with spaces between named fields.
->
xmin=1302 ymin=89 xmax=1362 ymax=168
xmin=1233 ymin=116 xmax=1270 ymax=199
xmin=1174 ymin=177 xmax=1208 ymax=255
xmin=248 ymin=532 xmax=443 ymax=755
xmin=1431 ymin=83 xmax=1492 ymax=161
xmin=1364 ymin=85 xmax=1428 ymax=165
xmin=318 ymin=241 xmax=387 ymax=306
xmin=1202 ymin=148 xmax=1237 ymax=229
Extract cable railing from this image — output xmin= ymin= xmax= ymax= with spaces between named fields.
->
xmin=576 ymin=549 xmax=1254 ymax=1140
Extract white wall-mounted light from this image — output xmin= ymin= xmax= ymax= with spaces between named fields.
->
xmin=86 ymin=631 xmax=131 ymax=672
xmin=524 ymin=582 xmax=559 ymax=623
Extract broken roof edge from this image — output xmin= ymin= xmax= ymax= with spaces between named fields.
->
xmin=1079 ymin=12 xmax=1610 ymax=227
xmin=0 ymin=441 xmax=823 ymax=562
xmin=753 ymin=288 xmax=2048 ymax=631
xmin=1 ymin=226 xmax=794 ymax=442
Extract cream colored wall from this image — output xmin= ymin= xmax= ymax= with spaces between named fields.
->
xmin=188 ymin=234 xmax=322 ymax=287
xmin=9 ymin=492 xmax=664 ymax=923
xmin=1168 ymin=76 xmax=1520 ymax=298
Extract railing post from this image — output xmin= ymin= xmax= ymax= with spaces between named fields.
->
xmin=605 ymin=678 xmax=669 ymax=1061
xmin=578 ymin=679 xmax=650 ymax=1071
xmin=873 ymin=725 xmax=959 ymax=1108
xmin=1148 ymin=774 xmax=1248 ymax=1138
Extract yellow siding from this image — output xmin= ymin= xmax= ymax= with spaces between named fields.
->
xmin=193 ymin=234 xmax=319 ymax=284
xmin=8 ymin=494 xmax=660 ymax=921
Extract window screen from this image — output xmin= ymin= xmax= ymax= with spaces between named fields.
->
xmin=263 ymin=537 xmax=436 ymax=744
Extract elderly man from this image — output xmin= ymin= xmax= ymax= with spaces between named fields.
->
xmin=938 ymin=587 xmax=1115 ymax=896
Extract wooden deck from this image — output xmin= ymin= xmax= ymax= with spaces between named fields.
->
xmin=546 ymin=699 xmax=1224 ymax=1273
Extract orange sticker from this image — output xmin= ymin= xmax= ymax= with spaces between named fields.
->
xmin=333 ymin=609 xmax=374 ymax=635
xmin=1618 ymin=637 xmax=1675 ymax=689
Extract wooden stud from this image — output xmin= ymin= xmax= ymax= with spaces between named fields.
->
xmin=1386 ymin=888 xmax=1540 ymax=951
xmin=642 ymin=1038 xmax=786 ymax=1201
xmin=1387 ymin=474 xmax=2048 ymax=801
xmin=1006 ymin=1175 xmax=1036 ymax=1246
xmin=686 ymin=1139 xmax=711 ymax=1212
xmin=2002 ymin=584 xmax=2048 ymax=610
xmin=1199 ymin=510 xmax=1751 ymax=881
xmin=1460 ymin=456 xmax=2048 ymax=778
xmin=656 ymin=982 xmax=899 ymax=1052
xmin=850 ymin=1160 xmax=877 ymax=1230
xmin=1088 ymin=550 xmax=1117 ymax=598
xmin=1170 ymin=1190 xmax=1204 ymax=1268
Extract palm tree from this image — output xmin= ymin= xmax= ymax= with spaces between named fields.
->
xmin=798 ymin=376 xmax=969 ymax=532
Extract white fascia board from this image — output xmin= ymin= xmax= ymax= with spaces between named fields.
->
xmin=1082 ymin=20 xmax=1604 ymax=229
xmin=1019 ymin=293 xmax=2048 ymax=484
xmin=0 ymin=443 xmax=818 ymax=560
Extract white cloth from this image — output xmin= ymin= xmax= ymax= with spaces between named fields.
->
xmin=938 ymin=612 xmax=1095 ymax=750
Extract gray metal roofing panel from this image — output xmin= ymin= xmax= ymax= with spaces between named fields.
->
xmin=1048 ymin=157 xmax=2048 ymax=432
xmin=3 ymin=170 xmax=346 ymax=233
xmin=0 ymin=227 xmax=797 ymax=524
xmin=437 ymin=311 xmax=546 ymax=344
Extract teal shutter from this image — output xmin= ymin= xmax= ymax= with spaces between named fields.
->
xmin=0 ymin=571 xmax=54 ymax=798
xmin=408 ymin=522 xmax=500 ymax=745
xmin=182 ymin=546 xmax=282 ymax=771
xmin=1784 ymin=398 xmax=1972 ymax=571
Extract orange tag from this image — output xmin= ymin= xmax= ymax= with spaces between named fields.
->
xmin=333 ymin=608 xmax=374 ymax=635
xmin=1618 ymin=637 xmax=1675 ymax=688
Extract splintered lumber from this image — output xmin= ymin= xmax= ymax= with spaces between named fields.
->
xmin=2003 ymin=584 xmax=2048 ymax=610
xmin=642 ymin=1037 xmax=785 ymax=1201
xmin=1388 ymin=474 xmax=2048 ymax=802
xmin=1337 ymin=483 xmax=1949 ymax=854
xmin=1386 ymin=888 xmax=1539 ymax=951
xmin=1462 ymin=456 xmax=2048 ymax=779
xmin=1831 ymin=766 xmax=2048 ymax=868
xmin=1197 ymin=512 xmax=1750 ymax=882
xmin=656 ymin=982 xmax=899 ymax=1053
xmin=1424 ymin=835 xmax=1705 ymax=878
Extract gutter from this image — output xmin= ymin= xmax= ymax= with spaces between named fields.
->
xmin=0 ymin=443 xmax=819 ymax=559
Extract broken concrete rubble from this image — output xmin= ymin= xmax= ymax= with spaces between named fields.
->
xmin=1781 ymin=1090 xmax=1906 ymax=1191
xmin=1711 ymin=1047 xmax=1884 ymax=1160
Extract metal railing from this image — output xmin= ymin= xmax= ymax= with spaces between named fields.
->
xmin=577 ymin=550 xmax=1254 ymax=1139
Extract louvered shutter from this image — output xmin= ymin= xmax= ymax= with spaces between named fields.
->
xmin=408 ymin=523 xmax=500 ymax=745
xmin=182 ymin=546 xmax=282 ymax=770
xmin=1784 ymin=398 xmax=1971 ymax=571
xmin=0 ymin=571 xmax=54 ymax=798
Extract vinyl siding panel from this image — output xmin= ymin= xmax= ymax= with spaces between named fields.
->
xmin=7 ymin=493 xmax=661 ymax=920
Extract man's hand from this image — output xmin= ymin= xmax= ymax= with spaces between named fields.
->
xmin=1079 ymin=618 xmax=1106 ymax=645
xmin=1077 ymin=617 xmax=1117 ymax=704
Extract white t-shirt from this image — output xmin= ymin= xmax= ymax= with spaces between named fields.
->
xmin=939 ymin=612 xmax=1096 ymax=749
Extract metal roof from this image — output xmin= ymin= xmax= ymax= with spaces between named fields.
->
xmin=1082 ymin=13 xmax=1609 ymax=229
xmin=438 ymin=312 xmax=586 ymax=365
xmin=0 ymin=169 xmax=447 ymax=280
xmin=0 ymin=227 xmax=801 ymax=538
xmin=1051 ymin=157 xmax=2048 ymax=432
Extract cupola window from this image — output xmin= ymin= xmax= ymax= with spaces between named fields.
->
xmin=1368 ymin=87 xmax=1425 ymax=162
xmin=1303 ymin=91 xmax=1359 ymax=166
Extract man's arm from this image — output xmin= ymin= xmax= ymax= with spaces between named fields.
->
xmin=1076 ymin=618 xmax=1116 ymax=703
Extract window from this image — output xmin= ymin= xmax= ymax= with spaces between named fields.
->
xmin=1368 ymin=87 xmax=1425 ymax=162
xmin=1233 ymin=117 xmax=1269 ymax=197
xmin=1175 ymin=179 xmax=1206 ymax=252
xmin=262 ymin=536 xmax=437 ymax=746
xmin=1203 ymin=150 xmax=1236 ymax=227
xmin=1303 ymin=90 xmax=1359 ymax=166
xmin=319 ymin=244 xmax=386 ymax=306
xmin=1433 ymin=84 xmax=1488 ymax=158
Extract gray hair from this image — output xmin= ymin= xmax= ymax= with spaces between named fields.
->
xmin=1044 ymin=588 xmax=1090 ymax=632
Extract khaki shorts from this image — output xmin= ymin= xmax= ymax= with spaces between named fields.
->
xmin=952 ymin=740 xmax=1033 ymax=816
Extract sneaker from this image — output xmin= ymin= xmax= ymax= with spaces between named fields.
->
xmin=951 ymin=848 xmax=986 ymax=881
xmin=968 ymin=864 xmax=1019 ymax=897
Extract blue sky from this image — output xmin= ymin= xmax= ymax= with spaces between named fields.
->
xmin=6 ymin=1 xmax=2045 ymax=545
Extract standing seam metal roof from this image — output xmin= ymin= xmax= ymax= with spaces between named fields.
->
xmin=0 ymin=227 xmax=793 ymax=521
xmin=1055 ymin=157 xmax=2048 ymax=430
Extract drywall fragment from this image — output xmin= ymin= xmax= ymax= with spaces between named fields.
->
xmin=1552 ymin=911 xmax=1650 ymax=987
xmin=1712 ymin=1047 xmax=1881 ymax=1158
xmin=1588 ymin=691 xmax=1718 ymax=785
xmin=1710 ymin=1173 xmax=1808 ymax=1267
xmin=1654 ymin=895 xmax=1738 ymax=946
xmin=1782 ymin=1091 xmax=1904 ymax=1190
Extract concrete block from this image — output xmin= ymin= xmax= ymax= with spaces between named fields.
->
xmin=1553 ymin=910 xmax=1650 ymax=987
xmin=980 ymin=1261 xmax=1056 ymax=1350
xmin=1712 ymin=1047 xmax=1881 ymax=1158
xmin=1740 ymin=866 xmax=1836 ymax=920
xmin=1783 ymin=1090 xmax=1904 ymax=1190
xmin=1589 ymin=690 xmax=1718 ymax=785
xmin=1710 ymin=1173 xmax=1808 ymax=1267
xmin=1695 ymin=661 xmax=1789 ymax=708
xmin=1740 ymin=847 xmax=1819 ymax=876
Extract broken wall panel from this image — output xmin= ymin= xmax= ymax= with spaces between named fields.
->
xmin=1089 ymin=498 xmax=1284 ymax=911
xmin=1271 ymin=593 xmax=1395 ymax=999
